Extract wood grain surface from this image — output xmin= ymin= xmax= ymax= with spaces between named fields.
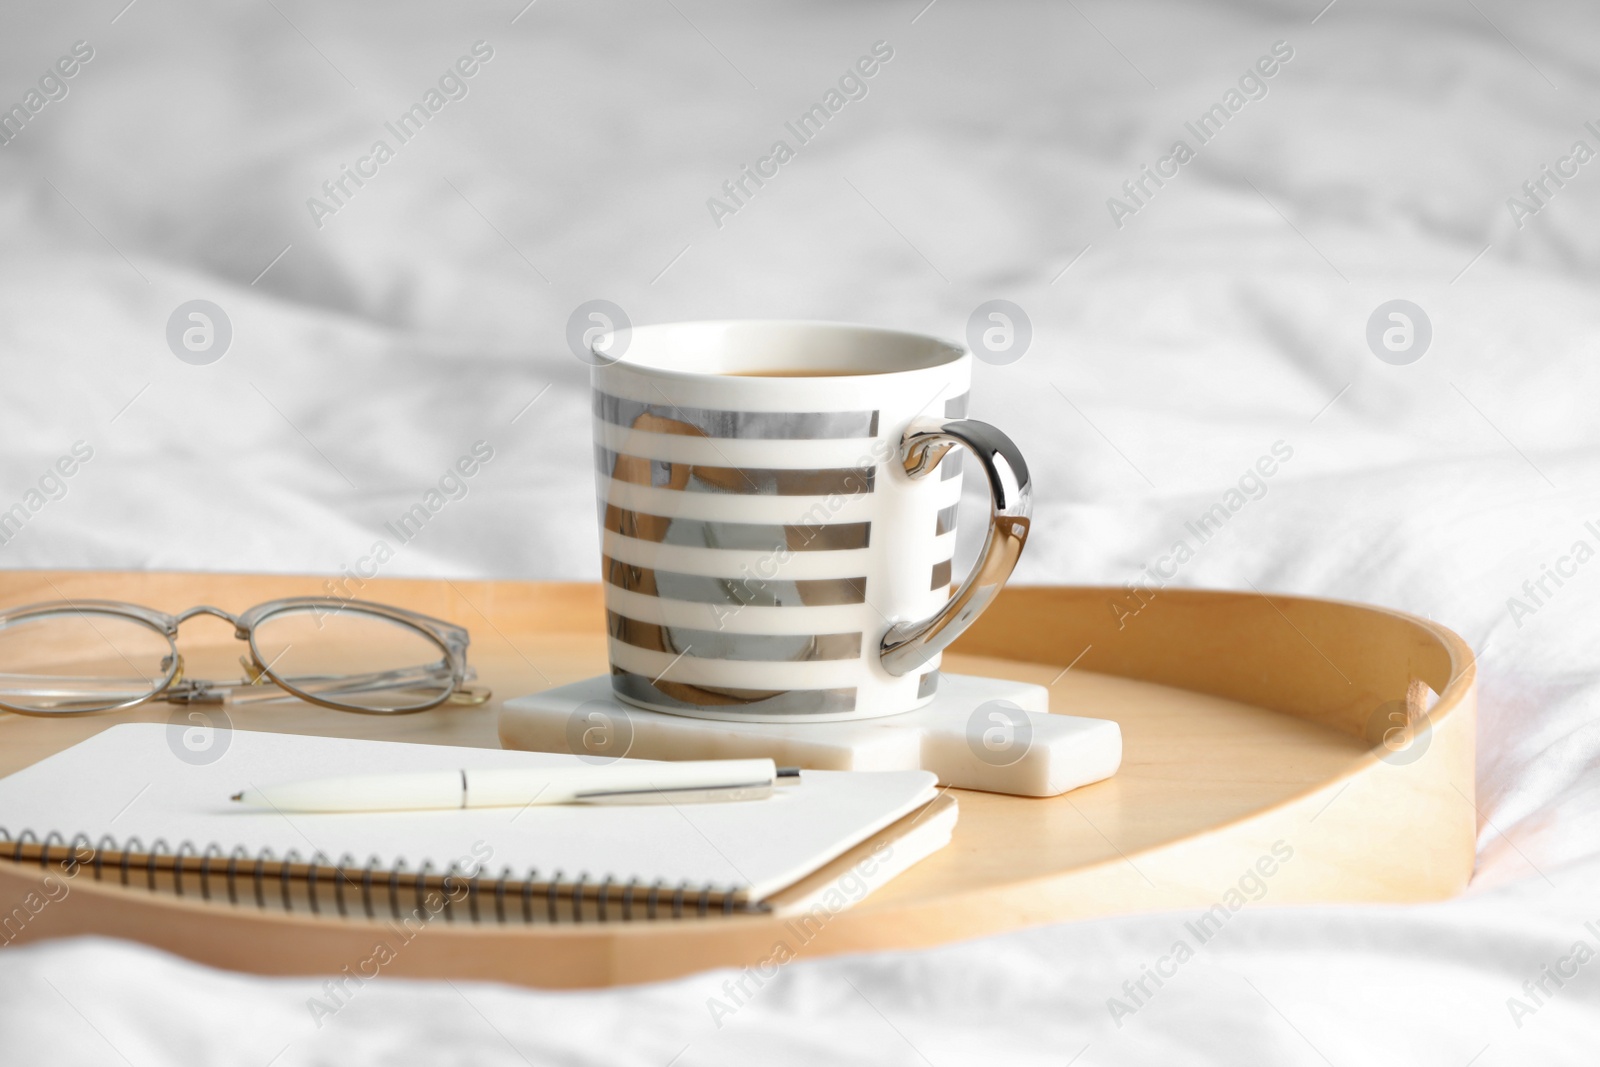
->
xmin=0 ymin=571 xmax=1477 ymax=988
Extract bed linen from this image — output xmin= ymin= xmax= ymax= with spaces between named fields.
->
xmin=2 ymin=0 xmax=1597 ymax=1062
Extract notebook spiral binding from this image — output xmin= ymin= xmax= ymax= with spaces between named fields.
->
xmin=0 ymin=827 xmax=760 ymax=924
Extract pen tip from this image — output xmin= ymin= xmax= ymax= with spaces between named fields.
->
xmin=229 ymin=791 xmax=243 ymax=802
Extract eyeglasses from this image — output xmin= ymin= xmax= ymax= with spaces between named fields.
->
xmin=0 ymin=598 xmax=490 ymax=716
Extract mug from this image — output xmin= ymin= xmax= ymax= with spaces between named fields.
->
xmin=590 ymin=320 xmax=1030 ymax=722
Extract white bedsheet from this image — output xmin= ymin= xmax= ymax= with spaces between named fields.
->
xmin=3 ymin=0 xmax=1599 ymax=1062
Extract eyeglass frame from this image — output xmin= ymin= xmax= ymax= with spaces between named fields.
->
xmin=0 ymin=597 xmax=482 ymax=717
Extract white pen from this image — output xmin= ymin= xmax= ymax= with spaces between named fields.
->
xmin=229 ymin=759 xmax=801 ymax=813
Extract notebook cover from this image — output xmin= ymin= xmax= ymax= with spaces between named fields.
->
xmin=0 ymin=724 xmax=940 ymax=903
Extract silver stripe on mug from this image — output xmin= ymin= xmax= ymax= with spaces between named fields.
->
xmin=931 ymin=559 xmax=953 ymax=590
xmin=934 ymin=503 xmax=958 ymax=536
xmin=603 ymin=556 xmax=868 ymax=606
xmin=596 ymin=447 xmax=875 ymax=497
xmin=917 ymin=670 xmax=940 ymax=698
xmin=945 ymin=393 xmax=970 ymax=418
xmin=594 ymin=391 xmax=879 ymax=440
xmin=604 ymin=505 xmax=871 ymax=552
xmin=941 ymin=453 xmax=963 ymax=481
xmin=611 ymin=669 xmax=858 ymax=714
xmin=608 ymin=612 xmax=863 ymax=662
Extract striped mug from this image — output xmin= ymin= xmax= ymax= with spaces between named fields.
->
xmin=591 ymin=320 xmax=1031 ymax=722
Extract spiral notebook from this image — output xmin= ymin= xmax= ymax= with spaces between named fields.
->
xmin=0 ymin=724 xmax=951 ymax=924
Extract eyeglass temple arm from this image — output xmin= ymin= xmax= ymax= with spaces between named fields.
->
xmin=0 ymin=663 xmax=481 ymax=705
xmin=171 ymin=662 xmax=478 ymax=702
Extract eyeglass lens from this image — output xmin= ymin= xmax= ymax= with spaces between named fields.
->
xmin=250 ymin=606 xmax=457 ymax=712
xmin=0 ymin=610 xmax=173 ymax=714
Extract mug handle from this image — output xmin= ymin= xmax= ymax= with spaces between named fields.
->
xmin=880 ymin=417 xmax=1033 ymax=677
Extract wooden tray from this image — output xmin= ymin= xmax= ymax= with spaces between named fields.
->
xmin=0 ymin=571 xmax=1476 ymax=988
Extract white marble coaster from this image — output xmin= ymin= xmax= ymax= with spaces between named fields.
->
xmin=498 ymin=673 xmax=1121 ymax=797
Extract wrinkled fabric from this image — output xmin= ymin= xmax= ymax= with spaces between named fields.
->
xmin=1 ymin=0 xmax=1597 ymax=1062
